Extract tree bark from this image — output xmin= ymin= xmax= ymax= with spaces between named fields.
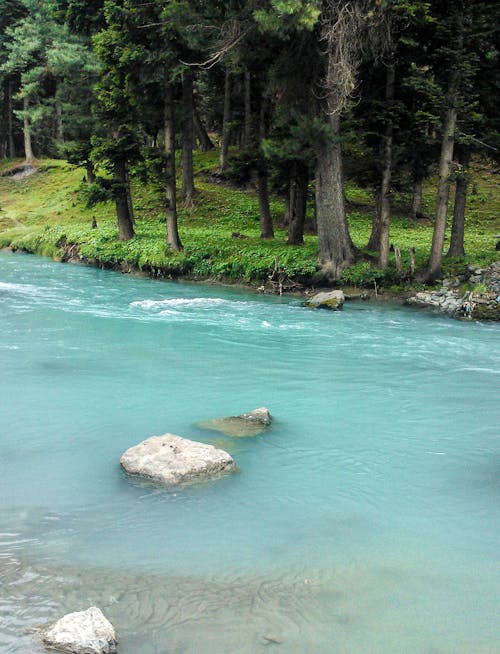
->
xmin=446 ymin=147 xmax=470 ymax=257
xmin=287 ymin=161 xmax=308 ymax=245
xmin=425 ymin=79 xmax=459 ymax=281
xmin=7 ymin=81 xmax=16 ymax=158
xmin=113 ymin=158 xmax=134 ymax=240
xmin=367 ymin=62 xmax=395 ymax=268
xmin=0 ymin=82 xmax=6 ymax=158
xmin=23 ymin=97 xmax=34 ymax=164
xmin=181 ymin=68 xmax=195 ymax=207
xmin=125 ymin=166 xmax=135 ymax=224
xmin=243 ymin=68 xmax=252 ymax=148
xmin=425 ymin=3 xmax=465 ymax=280
xmin=314 ymin=113 xmax=355 ymax=280
xmin=410 ymin=179 xmax=423 ymax=219
xmin=86 ymin=161 xmax=96 ymax=184
xmin=219 ymin=66 xmax=231 ymax=175
xmin=193 ymin=107 xmax=213 ymax=151
xmin=164 ymin=78 xmax=183 ymax=251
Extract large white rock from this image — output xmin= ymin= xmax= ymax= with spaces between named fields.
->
xmin=42 ymin=607 xmax=117 ymax=654
xmin=305 ymin=290 xmax=345 ymax=310
xmin=120 ymin=434 xmax=236 ymax=486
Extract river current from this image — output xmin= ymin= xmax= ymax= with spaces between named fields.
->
xmin=0 ymin=251 xmax=498 ymax=653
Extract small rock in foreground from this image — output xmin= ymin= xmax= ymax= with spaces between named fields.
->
xmin=198 ymin=407 xmax=272 ymax=438
xmin=305 ymin=290 xmax=345 ymax=310
xmin=120 ymin=434 xmax=235 ymax=486
xmin=41 ymin=607 xmax=117 ymax=654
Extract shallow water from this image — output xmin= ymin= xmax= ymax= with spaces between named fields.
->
xmin=0 ymin=251 xmax=499 ymax=653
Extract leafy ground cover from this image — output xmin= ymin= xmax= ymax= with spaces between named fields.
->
xmin=0 ymin=152 xmax=498 ymax=290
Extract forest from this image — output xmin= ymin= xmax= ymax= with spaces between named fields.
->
xmin=0 ymin=0 xmax=499 ymax=286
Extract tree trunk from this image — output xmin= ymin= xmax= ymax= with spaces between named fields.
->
xmin=164 ymin=78 xmax=183 ymax=251
xmin=314 ymin=113 xmax=355 ymax=280
xmin=410 ymin=179 xmax=423 ymax=219
xmin=287 ymin=161 xmax=308 ymax=245
xmin=125 ymin=166 xmax=135 ymax=224
xmin=367 ymin=62 xmax=395 ymax=269
xmin=7 ymin=81 xmax=16 ymax=158
xmin=409 ymin=247 xmax=416 ymax=277
xmin=446 ymin=147 xmax=470 ymax=257
xmin=219 ymin=66 xmax=231 ymax=174
xmin=193 ymin=107 xmax=213 ymax=151
xmin=0 ymin=82 xmax=6 ymax=158
xmin=181 ymin=68 xmax=195 ymax=207
xmin=243 ymin=69 xmax=252 ymax=148
xmin=425 ymin=80 xmax=459 ymax=281
xmin=23 ymin=97 xmax=34 ymax=164
xmin=113 ymin=158 xmax=134 ymax=240
xmin=86 ymin=161 xmax=95 ymax=184
xmin=394 ymin=246 xmax=402 ymax=276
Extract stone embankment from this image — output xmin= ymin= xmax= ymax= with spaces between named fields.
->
xmin=407 ymin=262 xmax=500 ymax=321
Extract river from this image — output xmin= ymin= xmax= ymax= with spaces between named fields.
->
xmin=0 ymin=251 xmax=498 ymax=653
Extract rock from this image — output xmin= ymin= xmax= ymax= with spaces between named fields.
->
xmin=343 ymin=288 xmax=369 ymax=301
xmin=305 ymin=290 xmax=345 ymax=310
xmin=41 ymin=607 xmax=117 ymax=654
xmin=406 ymin=263 xmax=500 ymax=321
xmin=407 ymin=290 xmax=461 ymax=316
xmin=198 ymin=407 xmax=272 ymax=438
xmin=240 ymin=407 xmax=272 ymax=425
xmin=407 ymin=292 xmax=439 ymax=308
xmin=120 ymin=434 xmax=235 ymax=486
xmin=1 ymin=163 xmax=35 ymax=180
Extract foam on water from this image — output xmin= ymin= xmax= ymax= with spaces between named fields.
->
xmin=0 ymin=251 xmax=499 ymax=653
xmin=0 ymin=280 xmax=40 ymax=294
xmin=131 ymin=296 xmax=235 ymax=309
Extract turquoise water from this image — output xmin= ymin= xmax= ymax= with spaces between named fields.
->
xmin=0 ymin=251 xmax=499 ymax=653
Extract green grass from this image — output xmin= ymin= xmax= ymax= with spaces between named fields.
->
xmin=0 ymin=151 xmax=498 ymax=289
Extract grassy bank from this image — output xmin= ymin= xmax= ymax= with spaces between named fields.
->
xmin=0 ymin=151 xmax=498 ymax=291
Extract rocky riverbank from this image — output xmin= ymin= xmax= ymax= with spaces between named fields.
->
xmin=406 ymin=262 xmax=500 ymax=321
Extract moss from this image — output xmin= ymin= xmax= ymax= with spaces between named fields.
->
xmin=472 ymin=302 xmax=500 ymax=321
xmin=323 ymin=298 xmax=340 ymax=309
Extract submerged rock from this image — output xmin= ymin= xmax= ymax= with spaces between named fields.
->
xmin=41 ymin=606 xmax=117 ymax=654
xmin=198 ymin=407 xmax=272 ymax=437
xmin=305 ymin=290 xmax=345 ymax=310
xmin=120 ymin=434 xmax=235 ymax=486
